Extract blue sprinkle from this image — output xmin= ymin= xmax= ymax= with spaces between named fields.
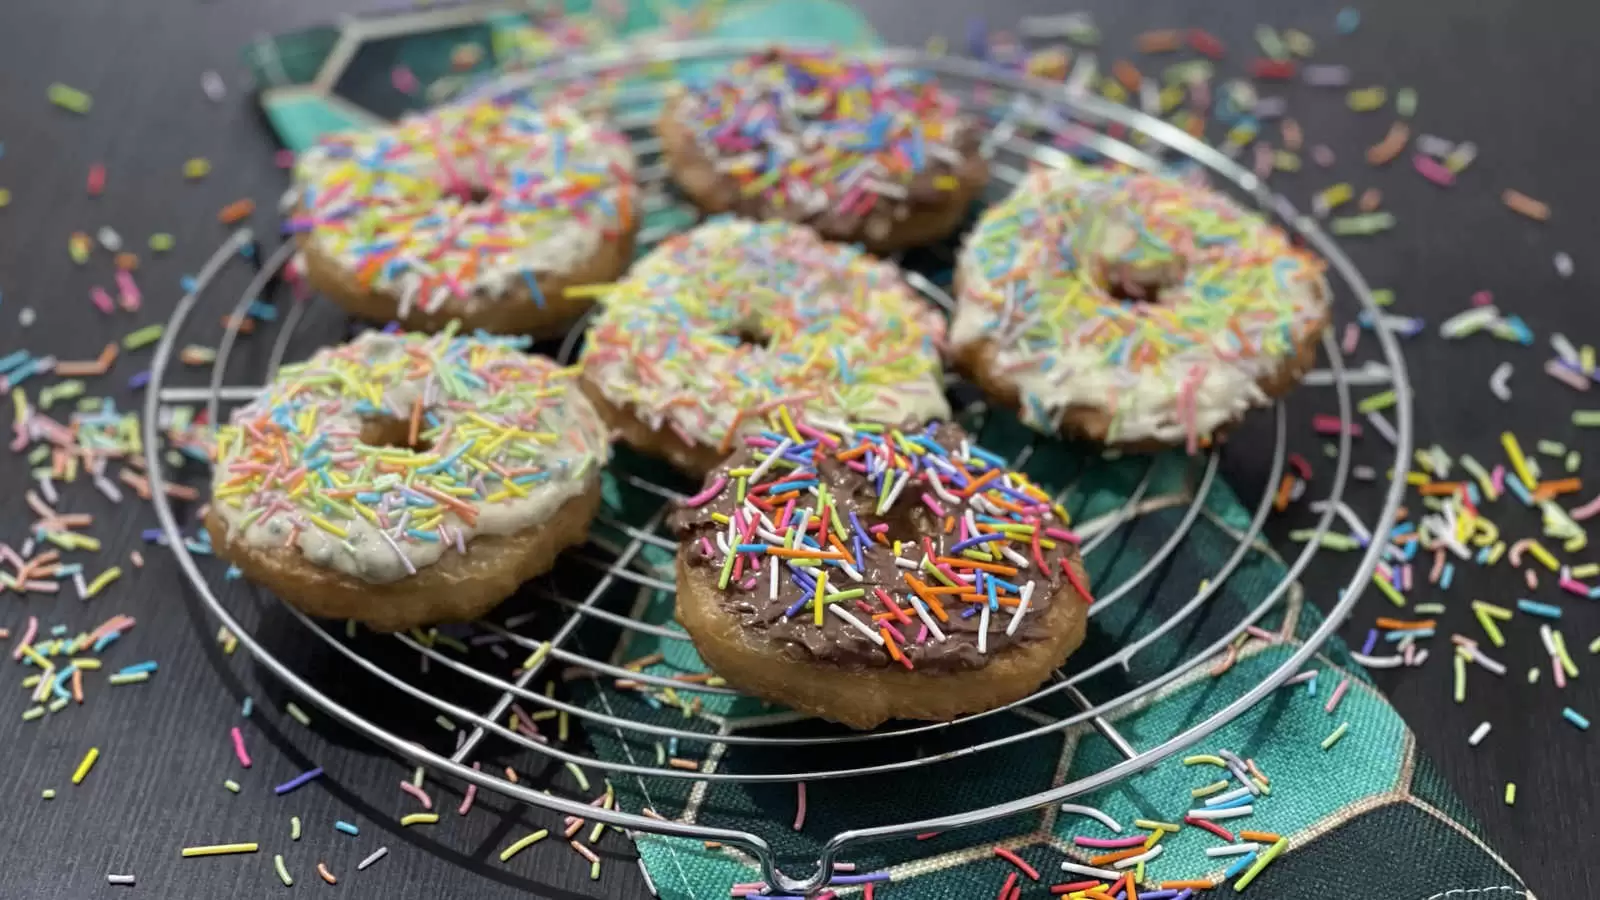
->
xmin=1336 ymin=8 xmax=1360 ymax=33
xmin=242 ymin=696 xmax=254 ymax=717
xmin=1224 ymin=851 xmax=1259 ymax=879
xmin=335 ymin=820 xmax=360 ymax=836
xmin=1516 ymin=598 xmax=1562 ymax=619
xmin=224 ymin=565 xmax=242 ymax=580
xmin=1563 ymin=707 xmax=1591 ymax=730
xmin=117 ymin=661 xmax=159 ymax=676
xmin=1441 ymin=563 xmax=1455 ymax=590
xmin=180 ymin=275 xmax=198 ymax=293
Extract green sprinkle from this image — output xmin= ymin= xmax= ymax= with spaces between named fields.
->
xmin=565 ymin=761 xmax=590 ymax=792
xmin=223 ymin=779 xmax=241 ymax=793
xmin=285 ymin=702 xmax=312 ymax=726
xmin=1320 ymin=721 xmax=1351 ymax=750
xmin=48 ymin=83 xmax=93 ymax=114
xmin=1371 ymin=289 xmax=1395 ymax=306
xmin=435 ymin=715 xmax=456 ymax=731
xmin=1357 ymin=390 xmax=1397 ymax=414
xmin=1574 ymin=411 xmax=1600 ymax=427
xmin=122 ymin=325 xmax=165 ymax=350
xmin=1234 ymin=837 xmax=1289 ymax=890
xmin=1288 ymin=530 xmax=1358 ymax=551
xmin=1396 ymin=87 xmax=1418 ymax=117
xmin=42 ymin=788 xmax=56 ymax=799
xmin=0 ymin=188 xmax=10 ymax=208
xmin=149 ymin=233 xmax=174 ymax=252
xmin=1347 ymin=86 xmax=1387 ymax=111
xmin=1567 ymin=451 xmax=1581 ymax=472
xmin=1528 ymin=666 xmax=1541 ymax=684
xmin=1330 ymin=212 xmax=1396 ymax=235
xmin=1414 ymin=603 xmax=1447 ymax=615
xmin=1273 ymin=151 xmax=1301 ymax=172
xmin=183 ymin=158 xmax=212 ymax=179
xmin=1537 ymin=439 xmax=1567 ymax=457
xmin=273 ymin=854 xmax=294 ymax=886
xmin=1504 ymin=783 xmax=1516 ymax=806
xmin=22 ymin=706 xmax=45 ymax=721
xmin=291 ymin=816 xmax=301 ymax=840
xmin=108 ymin=672 xmax=149 ymax=685
xmin=590 ymin=860 xmax=601 ymax=881
xmin=1254 ymin=24 xmax=1287 ymax=59
xmin=1283 ymin=28 xmax=1315 ymax=56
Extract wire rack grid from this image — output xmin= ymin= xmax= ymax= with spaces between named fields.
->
xmin=141 ymin=40 xmax=1412 ymax=896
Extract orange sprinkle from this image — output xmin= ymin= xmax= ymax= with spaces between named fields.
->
xmin=1532 ymin=477 xmax=1581 ymax=501
xmin=1376 ymin=617 xmax=1436 ymax=630
xmin=408 ymin=396 xmax=424 ymax=449
xmin=1239 ymin=831 xmax=1281 ymax=844
xmin=1135 ymin=29 xmax=1182 ymax=53
xmin=1502 ymin=189 xmax=1550 ymax=221
xmin=1089 ymin=846 xmax=1146 ymax=866
xmin=71 ymin=667 xmax=84 ymax=704
xmin=1159 ymin=880 xmax=1216 ymax=890
xmin=1112 ymin=59 xmax=1142 ymax=91
xmin=1272 ymin=473 xmax=1295 ymax=511
xmin=1418 ymin=481 xmax=1467 ymax=496
xmin=962 ymin=468 xmax=1001 ymax=497
xmin=765 ymin=548 xmax=847 ymax=560
xmin=115 ymin=252 xmax=140 ymax=271
xmin=934 ymin=557 xmax=1017 ymax=576
xmin=217 ymin=198 xmax=256 ymax=224
xmin=317 ymin=863 xmax=338 ymax=885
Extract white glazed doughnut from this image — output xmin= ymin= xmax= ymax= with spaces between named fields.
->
xmin=952 ymin=163 xmax=1329 ymax=450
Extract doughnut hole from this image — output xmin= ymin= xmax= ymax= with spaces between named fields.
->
xmin=1098 ymin=256 xmax=1187 ymax=305
xmin=719 ymin=316 xmax=774 ymax=350
xmin=359 ymin=416 xmax=433 ymax=454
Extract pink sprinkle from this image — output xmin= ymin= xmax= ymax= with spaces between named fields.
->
xmin=1325 ymin=676 xmax=1351 ymax=714
xmin=1490 ymin=465 xmax=1506 ymax=496
xmin=1311 ymin=145 xmax=1336 ymax=167
xmin=1073 ymin=834 xmax=1146 ymax=849
xmin=920 ymin=493 xmax=945 ymax=517
xmin=1043 ymin=527 xmax=1081 ymax=544
xmin=682 ymin=476 xmax=726 ymax=509
xmin=399 ymin=780 xmax=433 ymax=810
xmin=1569 ymin=493 xmax=1600 ymax=521
xmin=1312 ymin=414 xmax=1363 ymax=436
xmin=274 ymin=149 xmax=296 ymax=168
xmin=391 ymin=66 xmax=419 ymax=94
xmin=458 ymin=762 xmax=480 ymax=815
xmin=793 ymin=781 xmax=807 ymax=831
xmin=229 ymin=726 xmax=252 ymax=768
xmin=1471 ymin=290 xmax=1494 ymax=306
xmin=1245 ymin=625 xmax=1278 ymax=643
xmin=1553 ymin=656 xmax=1567 ymax=689
xmin=1429 ymin=548 xmax=1445 ymax=584
xmin=1341 ymin=323 xmax=1360 ymax=355
xmin=1412 ymin=153 xmax=1456 ymax=187
xmin=90 ymin=286 xmax=115 ymax=314
xmin=1560 ymin=576 xmax=1590 ymax=597
xmin=1525 ymin=568 xmax=1539 ymax=590
xmin=1544 ymin=359 xmax=1591 ymax=392
xmin=116 ymin=270 xmax=142 ymax=311
xmin=87 ymin=163 xmax=106 ymax=196
xmin=1401 ymin=564 xmax=1413 ymax=591
xmin=11 ymin=615 xmax=38 ymax=659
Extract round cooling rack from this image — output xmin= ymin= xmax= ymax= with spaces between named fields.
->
xmin=142 ymin=40 xmax=1413 ymax=896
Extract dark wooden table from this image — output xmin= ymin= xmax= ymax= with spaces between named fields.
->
xmin=2 ymin=0 xmax=1596 ymax=897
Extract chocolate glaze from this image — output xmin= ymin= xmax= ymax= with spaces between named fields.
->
xmin=672 ymin=421 xmax=1087 ymax=673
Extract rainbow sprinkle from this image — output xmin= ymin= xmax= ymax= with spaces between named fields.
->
xmin=287 ymin=98 xmax=636 ymax=318
xmin=668 ymin=48 xmax=976 ymax=238
xmin=580 ymin=218 xmax=949 ymax=460
xmin=211 ymin=329 xmax=607 ymax=582
xmin=673 ymin=408 xmax=1088 ymax=672
xmin=954 ymin=163 xmax=1327 ymax=449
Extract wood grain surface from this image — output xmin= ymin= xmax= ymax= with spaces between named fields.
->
xmin=2 ymin=0 xmax=1597 ymax=897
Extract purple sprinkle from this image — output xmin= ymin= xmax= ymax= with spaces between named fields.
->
xmin=951 ymin=532 xmax=1006 ymax=553
xmin=140 ymin=528 xmax=167 ymax=543
xmin=1360 ymin=628 xmax=1378 ymax=656
xmin=128 ymin=370 xmax=151 ymax=390
xmin=828 ymin=871 xmax=891 ymax=886
xmin=274 ymin=767 xmax=324 ymax=795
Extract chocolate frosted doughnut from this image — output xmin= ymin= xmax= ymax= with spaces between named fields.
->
xmin=672 ymin=408 xmax=1091 ymax=729
xmin=658 ymin=47 xmax=989 ymax=254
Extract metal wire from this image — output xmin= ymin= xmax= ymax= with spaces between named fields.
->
xmin=145 ymin=41 xmax=1412 ymax=895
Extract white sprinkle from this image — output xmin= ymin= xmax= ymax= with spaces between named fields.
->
xmin=1413 ymin=134 xmax=1455 ymax=157
xmin=377 ymin=527 xmax=417 ymax=575
xmin=978 ymin=604 xmax=990 ymax=654
xmin=357 ymin=847 xmax=389 ymax=870
xmin=1006 ymin=581 xmax=1034 ymax=637
xmin=1018 ymin=12 xmax=1096 ymax=38
xmin=1184 ymin=805 xmax=1254 ymax=820
xmin=1060 ymin=861 xmax=1124 ymax=881
xmin=37 ymin=475 xmax=58 ymax=505
xmin=107 ymin=874 xmax=136 ymax=886
xmin=1552 ymin=332 xmax=1581 ymax=366
xmin=202 ymin=70 xmax=226 ymax=101
xmin=1439 ymin=305 xmax=1500 ymax=338
xmin=93 ymin=475 xmax=123 ymax=504
xmin=1353 ymin=465 xmax=1377 ymax=481
xmin=1412 ymin=648 xmax=1430 ymax=666
xmin=1059 ymin=803 xmax=1122 ymax=833
xmin=1203 ymin=785 xmax=1254 ymax=806
xmin=1113 ymin=844 xmax=1163 ymax=868
xmin=911 ymin=598 xmax=946 ymax=643
xmin=96 ymin=227 xmax=122 ymax=252
xmin=19 ymin=307 xmax=35 ymax=327
xmin=73 ymin=572 xmax=88 ymax=600
xmin=1539 ymin=623 xmax=1558 ymax=658
xmin=1205 ymin=843 xmax=1262 ymax=857
xmin=828 ymin=604 xmax=883 ymax=645
xmin=1310 ymin=500 xmax=1372 ymax=544
xmin=1469 ymin=646 xmax=1507 ymax=676
xmin=746 ymin=438 xmax=791 ymax=486
xmin=769 ymin=557 xmax=779 ymax=602
xmin=1488 ymin=362 xmax=1513 ymax=402
xmin=1468 ymin=721 xmax=1493 ymax=746
xmin=1554 ymin=252 xmax=1575 ymax=278
xmin=1351 ymin=651 xmax=1405 ymax=669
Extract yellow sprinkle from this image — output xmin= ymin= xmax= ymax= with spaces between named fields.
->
xmin=71 ymin=747 xmax=101 ymax=784
xmin=498 ymin=829 xmax=550 ymax=861
xmin=1181 ymin=754 xmax=1227 ymax=768
xmin=20 ymin=644 xmax=53 ymax=670
xmin=1191 ymin=780 xmax=1230 ymax=798
xmin=521 ymin=642 xmax=550 ymax=671
xmin=1372 ymin=573 xmax=1407 ymax=607
xmin=400 ymin=813 xmax=439 ymax=827
xmin=84 ymin=566 xmax=123 ymax=598
xmin=1133 ymin=819 xmax=1181 ymax=832
xmin=1502 ymin=432 xmax=1536 ymax=490
xmin=1524 ymin=540 xmax=1559 ymax=572
xmin=180 ymin=843 xmax=260 ymax=857
xmin=307 ymin=515 xmax=349 ymax=539
xmin=1504 ymin=783 xmax=1516 ymax=805
xmin=21 ymin=706 xmax=45 ymax=721
xmin=933 ymin=175 xmax=959 ymax=190
xmin=562 ymin=283 xmax=616 ymax=299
